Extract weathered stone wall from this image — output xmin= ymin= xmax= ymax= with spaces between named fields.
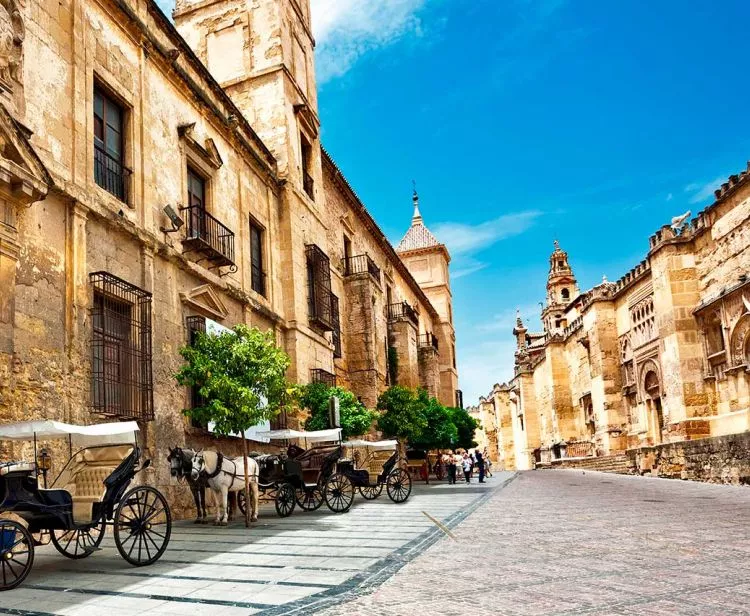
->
xmin=627 ymin=432 xmax=750 ymax=485
xmin=418 ymin=346 xmax=440 ymax=399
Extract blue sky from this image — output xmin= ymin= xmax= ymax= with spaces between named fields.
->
xmin=159 ymin=0 xmax=750 ymax=404
xmin=309 ymin=0 xmax=749 ymax=404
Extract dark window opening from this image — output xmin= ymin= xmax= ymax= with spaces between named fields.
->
xmin=187 ymin=168 xmax=206 ymax=210
xmin=250 ymin=220 xmax=266 ymax=296
xmin=301 ymin=133 xmax=314 ymax=200
xmin=561 ymin=288 xmax=570 ymax=301
xmin=90 ymin=272 xmax=153 ymax=420
xmin=343 ymin=235 xmax=352 ymax=274
xmin=331 ymin=294 xmax=342 ymax=358
xmin=185 ymin=316 xmax=208 ymax=430
xmin=306 ymin=244 xmax=334 ymax=331
xmin=94 ymin=87 xmax=130 ymax=202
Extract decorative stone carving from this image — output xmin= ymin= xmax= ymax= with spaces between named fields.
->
xmin=729 ymin=314 xmax=750 ymax=366
xmin=0 ymin=0 xmax=24 ymax=92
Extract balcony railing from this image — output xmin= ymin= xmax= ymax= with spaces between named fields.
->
xmin=94 ymin=144 xmax=131 ymax=203
xmin=310 ymin=368 xmax=336 ymax=388
xmin=303 ymin=171 xmax=314 ymax=200
xmin=387 ymin=301 xmax=419 ymax=327
xmin=343 ymin=254 xmax=381 ymax=283
xmin=180 ymin=205 xmax=235 ymax=269
xmin=418 ymin=332 xmax=439 ymax=351
xmin=251 ymin=264 xmax=266 ymax=297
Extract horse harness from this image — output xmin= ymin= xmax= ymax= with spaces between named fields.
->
xmin=203 ymin=452 xmax=258 ymax=482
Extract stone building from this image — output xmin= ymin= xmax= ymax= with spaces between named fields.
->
xmin=479 ymin=165 xmax=750 ymax=481
xmin=0 ymin=0 xmax=459 ymax=513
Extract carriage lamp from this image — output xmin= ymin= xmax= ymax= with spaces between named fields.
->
xmin=37 ymin=448 xmax=51 ymax=488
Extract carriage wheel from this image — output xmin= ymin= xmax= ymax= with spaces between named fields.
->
xmin=386 ymin=469 xmax=412 ymax=503
xmin=274 ymin=483 xmax=296 ymax=518
xmin=358 ymin=484 xmax=383 ymax=500
xmin=323 ymin=473 xmax=354 ymax=513
xmin=435 ymin=463 xmax=445 ymax=481
xmin=296 ymin=486 xmax=324 ymax=511
xmin=51 ymin=521 xmax=105 ymax=559
xmin=114 ymin=486 xmax=172 ymax=567
xmin=0 ymin=520 xmax=34 ymax=591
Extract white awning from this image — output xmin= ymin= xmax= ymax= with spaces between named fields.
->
xmin=343 ymin=439 xmax=398 ymax=451
xmin=254 ymin=428 xmax=342 ymax=443
xmin=0 ymin=420 xmax=139 ymax=447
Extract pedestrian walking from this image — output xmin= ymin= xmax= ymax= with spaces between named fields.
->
xmin=484 ymin=450 xmax=493 ymax=478
xmin=475 ymin=449 xmax=485 ymax=483
xmin=462 ymin=453 xmax=472 ymax=483
xmin=445 ymin=451 xmax=457 ymax=484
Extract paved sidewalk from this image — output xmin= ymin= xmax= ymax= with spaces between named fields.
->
xmin=0 ymin=474 xmax=507 ymax=615
xmin=318 ymin=470 xmax=750 ymax=616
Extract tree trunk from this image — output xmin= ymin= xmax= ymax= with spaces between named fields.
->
xmin=242 ymin=434 xmax=251 ymax=528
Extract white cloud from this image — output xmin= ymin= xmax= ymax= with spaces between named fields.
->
xmin=433 ymin=210 xmax=541 ymax=256
xmin=311 ymin=0 xmax=428 ymax=84
xmin=684 ymin=176 xmax=725 ymax=205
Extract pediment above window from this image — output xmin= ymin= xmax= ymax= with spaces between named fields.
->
xmin=178 ymin=123 xmax=223 ymax=174
xmin=0 ymin=102 xmax=50 ymax=205
xmin=180 ymin=284 xmax=229 ymax=321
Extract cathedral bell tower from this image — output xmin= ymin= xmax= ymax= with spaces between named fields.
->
xmin=542 ymin=241 xmax=579 ymax=334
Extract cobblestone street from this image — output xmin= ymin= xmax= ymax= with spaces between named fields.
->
xmin=1 ymin=471 xmax=749 ymax=615
xmin=320 ymin=470 xmax=750 ymax=616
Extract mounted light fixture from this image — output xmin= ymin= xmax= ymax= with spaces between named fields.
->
xmin=160 ymin=204 xmax=184 ymax=234
xmin=36 ymin=448 xmax=51 ymax=488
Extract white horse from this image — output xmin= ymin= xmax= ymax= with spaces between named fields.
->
xmin=191 ymin=451 xmax=259 ymax=525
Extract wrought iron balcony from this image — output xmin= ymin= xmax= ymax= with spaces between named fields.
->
xmin=310 ymin=368 xmax=336 ymax=387
xmin=343 ymin=254 xmax=381 ymax=283
xmin=303 ymin=171 xmax=314 ymax=200
xmin=180 ymin=205 xmax=235 ymax=269
xmin=418 ymin=332 xmax=439 ymax=351
xmin=251 ymin=264 xmax=266 ymax=297
xmin=94 ymin=144 xmax=131 ymax=203
xmin=387 ymin=301 xmax=419 ymax=327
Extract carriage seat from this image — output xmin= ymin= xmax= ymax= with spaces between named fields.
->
xmin=364 ymin=451 xmax=394 ymax=481
xmin=48 ymin=445 xmax=134 ymax=524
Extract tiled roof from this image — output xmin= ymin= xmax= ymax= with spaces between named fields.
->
xmin=396 ymin=192 xmax=441 ymax=252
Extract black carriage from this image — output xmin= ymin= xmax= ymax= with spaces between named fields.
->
xmin=0 ymin=420 xmax=172 ymax=591
xmin=238 ymin=428 xmax=355 ymax=516
xmin=338 ymin=440 xmax=412 ymax=503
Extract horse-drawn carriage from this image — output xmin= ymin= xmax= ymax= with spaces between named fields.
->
xmin=237 ymin=428 xmax=355 ymax=517
xmin=0 ymin=421 xmax=172 ymax=591
xmin=339 ymin=439 xmax=412 ymax=503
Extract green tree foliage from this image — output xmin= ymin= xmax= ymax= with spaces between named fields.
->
xmin=175 ymin=324 xmax=291 ymax=435
xmin=448 ymin=406 xmax=480 ymax=450
xmin=410 ymin=389 xmax=458 ymax=451
xmin=301 ymin=382 xmax=376 ymax=439
xmin=376 ymin=386 xmax=427 ymax=442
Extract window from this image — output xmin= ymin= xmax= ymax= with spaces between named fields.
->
xmin=306 ymin=244 xmax=334 ymax=331
xmin=90 ymin=272 xmax=153 ymax=420
xmin=561 ymin=288 xmax=570 ymax=301
xmin=301 ymin=133 xmax=314 ymax=200
xmin=343 ymin=235 xmax=352 ymax=274
xmin=331 ymin=294 xmax=342 ymax=358
xmin=94 ymin=87 xmax=129 ymax=202
xmin=250 ymin=220 xmax=266 ymax=296
xmin=185 ymin=316 xmax=208 ymax=430
xmin=187 ymin=168 xmax=206 ymax=210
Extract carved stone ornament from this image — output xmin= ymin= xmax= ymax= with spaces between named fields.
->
xmin=730 ymin=313 xmax=750 ymax=366
xmin=0 ymin=0 xmax=23 ymax=91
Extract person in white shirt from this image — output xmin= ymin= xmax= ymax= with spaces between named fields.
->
xmin=461 ymin=453 xmax=472 ymax=483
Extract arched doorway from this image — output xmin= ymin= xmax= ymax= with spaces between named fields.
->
xmin=643 ymin=369 xmax=663 ymax=444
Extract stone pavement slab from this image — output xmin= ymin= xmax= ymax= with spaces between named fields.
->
xmin=0 ymin=474 xmax=505 ymax=615
xmin=317 ymin=470 xmax=750 ymax=616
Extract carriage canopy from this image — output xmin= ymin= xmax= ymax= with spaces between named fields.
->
xmin=0 ymin=420 xmax=139 ymax=448
xmin=343 ymin=439 xmax=397 ymax=451
xmin=255 ymin=428 xmax=342 ymax=443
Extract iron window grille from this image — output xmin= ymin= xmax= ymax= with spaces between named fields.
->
xmin=343 ymin=253 xmax=381 ymax=283
xmin=331 ymin=294 xmax=342 ymax=358
xmin=310 ymin=368 xmax=336 ymax=388
xmin=306 ymin=244 xmax=334 ymax=331
xmin=387 ymin=301 xmax=419 ymax=327
xmin=90 ymin=271 xmax=153 ymax=420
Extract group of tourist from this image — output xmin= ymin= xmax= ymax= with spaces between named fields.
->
xmin=441 ymin=448 xmax=492 ymax=485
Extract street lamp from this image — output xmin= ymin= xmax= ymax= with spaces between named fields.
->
xmin=36 ymin=448 xmax=51 ymax=488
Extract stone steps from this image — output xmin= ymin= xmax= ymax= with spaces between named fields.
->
xmin=551 ymin=454 xmax=633 ymax=475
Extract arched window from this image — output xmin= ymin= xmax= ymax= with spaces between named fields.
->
xmin=561 ymin=288 xmax=570 ymax=301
